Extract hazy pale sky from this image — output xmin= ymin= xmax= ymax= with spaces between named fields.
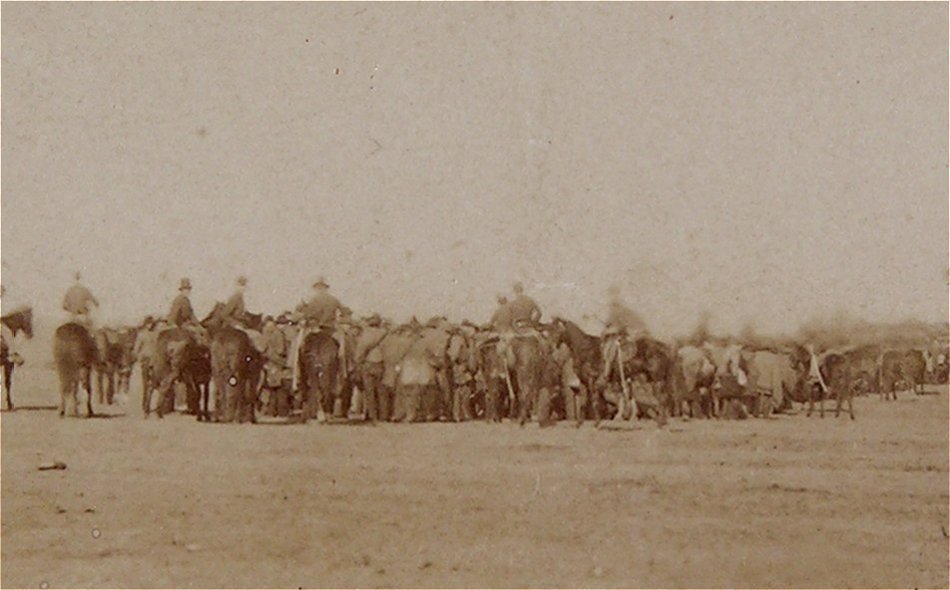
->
xmin=2 ymin=3 xmax=947 ymax=338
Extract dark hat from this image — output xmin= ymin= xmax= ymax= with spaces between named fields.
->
xmin=179 ymin=278 xmax=192 ymax=291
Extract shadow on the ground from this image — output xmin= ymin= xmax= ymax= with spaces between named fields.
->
xmin=1 ymin=405 xmax=59 ymax=413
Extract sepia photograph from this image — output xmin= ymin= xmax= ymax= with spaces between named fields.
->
xmin=1 ymin=2 xmax=948 ymax=588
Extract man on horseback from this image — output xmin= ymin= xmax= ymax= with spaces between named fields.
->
xmin=290 ymin=277 xmax=351 ymax=397
xmin=167 ymin=278 xmax=206 ymax=343
xmin=488 ymin=282 xmax=546 ymax=418
xmin=62 ymin=272 xmax=99 ymax=329
xmin=221 ymin=276 xmax=249 ymax=326
xmin=508 ymin=282 xmax=542 ymax=330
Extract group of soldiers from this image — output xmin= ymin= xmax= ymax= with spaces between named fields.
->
xmin=14 ymin=272 xmax=945 ymax=424
xmin=50 ymin=272 xmax=663 ymax=423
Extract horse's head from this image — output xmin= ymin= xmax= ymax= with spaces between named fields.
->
xmin=2 ymin=307 xmax=33 ymax=339
xmin=244 ymin=311 xmax=263 ymax=332
xmin=200 ymin=303 xmax=227 ymax=330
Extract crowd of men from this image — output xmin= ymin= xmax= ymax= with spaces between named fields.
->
xmin=2 ymin=272 xmax=947 ymax=423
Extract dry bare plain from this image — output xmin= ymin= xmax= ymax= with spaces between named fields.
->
xmin=2 ymin=359 xmax=948 ymax=589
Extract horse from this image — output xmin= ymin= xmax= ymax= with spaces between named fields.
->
xmin=672 ymin=345 xmax=717 ymax=418
xmin=298 ymin=328 xmax=340 ymax=423
xmin=507 ymin=334 xmax=550 ymax=426
xmin=1 ymin=307 xmax=33 ymax=410
xmin=549 ymin=318 xmax=603 ymax=424
xmin=53 ymin=322 xmax=99 ymax=418
xmin=145 ymin=328 xmax=212 ymax=420
xmin=807 ymin=352 xmax=854 ymax=419
xmin=209 ymin=327 xmax=262 ymax=423
xmin=200 ymin=308 xmax=265 ymax=423
xmin=94 ymin=327 xmax=137 ymax=405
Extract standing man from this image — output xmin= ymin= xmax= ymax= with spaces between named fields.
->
xmin=259 ymin=316 xmax=292 ymax=417
xmin=353 ymin=313 xmax=388 ymax=423
xmin=0 ymin=285 xmax=25 ymax=372
xmin=62 ymin=272 xmax=99 ymax=328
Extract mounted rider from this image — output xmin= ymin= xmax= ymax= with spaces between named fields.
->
xmin=167 ymin=277 xmax=208 ymax=344
xmin=221 ymin=276 xmax=249 ymax=326
xmin=62 ymin=272 xmax=99 ymax=330
xmin=290 ymin=277 xmax=351 ymax=397
xmin=488 ymin=282 xmax=545 ymax=407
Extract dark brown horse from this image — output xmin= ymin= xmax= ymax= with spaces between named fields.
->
xmin=474 ymin=335 xmax=509 ymax=422
xmin=94 ymin=327 xmax=137 ymax=405
xmin=550 ymin=318 xmax=603 ymax=424
xmin=507 ymin=335 xmax=550 ymax=426
xmin=843 ymin=345 xmax=881 ymax=395
xmin=1 ymin=307 xmax=33 ymax=410
xmin=807 ymin=352 xmax=854 ymax=419
xmin=146 ymin=328 xmax=212 ymax=420
xmin=209 ymin=327 xmax=263 ymax=423
xmin=53 ymin=322 xmax=99 ymax=417
xmin=879 ymin=349 xmax=926 ymax=401
xmin=298 ymin=329 xmax=340 ymax=423
xmin=202 ymin=302 xmax=264 ymax=332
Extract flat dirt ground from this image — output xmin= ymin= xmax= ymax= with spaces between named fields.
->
xmin=2 ymin=362 xmax=948 ymax=589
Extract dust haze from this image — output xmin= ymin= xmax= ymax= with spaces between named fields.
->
xmin=2 ymin=2 xmax=947 ymax=337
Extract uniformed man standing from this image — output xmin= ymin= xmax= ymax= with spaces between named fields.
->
xmin=259 ymin=316 xmax=292 ymax=417
xmin=353 ymin=313 xmax=388 ymax=423
xmin=62 ymin=272 xmax=99 ymax=328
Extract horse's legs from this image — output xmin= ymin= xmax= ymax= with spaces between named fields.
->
xmin=58 ymin=374 xmax=68 ymax=417
xmin=82 ymin=368 xmax=94 ymax=418
xmin=518 ymin=387 xmax=530 ymax=427
xmin=3 ymin=363 xmax=13 ymax=411
xmin=107 ymin=372 xmax=116 ymax=405
xmin=155 ymin=373 xmax=176 ymax=419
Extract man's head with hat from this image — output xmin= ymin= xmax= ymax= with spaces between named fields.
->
xmin=179 ymin=278 xmax=192 ymax=293
xmin=312 ymin=276 xmax=329 ymax=291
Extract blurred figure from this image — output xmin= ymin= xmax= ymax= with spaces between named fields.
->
xmin=62 ymin=272 xmax=99 ymax=329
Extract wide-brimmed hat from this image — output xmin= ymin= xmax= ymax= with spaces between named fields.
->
xmin=179 ymin=278 xmax=192 ymax=291
xmin=312 ymin=276 xmax=329 ymax=289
